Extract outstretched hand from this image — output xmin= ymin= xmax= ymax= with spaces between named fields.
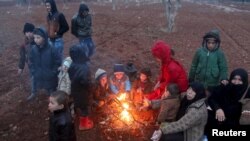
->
xmin=151 ymin=129 xmax=162 ymax=141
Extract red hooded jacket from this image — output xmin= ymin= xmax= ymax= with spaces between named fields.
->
xmin=146 ymin=40 xmax=188 ymax=100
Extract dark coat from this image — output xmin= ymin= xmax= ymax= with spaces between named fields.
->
xmin=30 ymin=28 xmax=61 ymax=91
xmin=18 ymin=37 xmax=35 ymax=70
xmin=68 ymin=44 xmax=91 ymax=110
xmin=49 ymin=109 xmax=76 ymax=141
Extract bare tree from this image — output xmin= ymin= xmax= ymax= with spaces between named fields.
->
xmin=162 ymin=0 xmax=180 ymax=32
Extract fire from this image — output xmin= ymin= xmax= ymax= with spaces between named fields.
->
xmin=117 ymin=93 xmax=127 ymax=101
xmin=120 ymin=109 xmax=132 ymax=123
xmin=122 ymin=102 xmax=129 ymax=110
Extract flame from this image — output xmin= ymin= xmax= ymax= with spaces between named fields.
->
xmin=120 ymin=109 xmax=132 ymax=123
xmin=117 ymin=93 xmax=127 ymax=101
xmin=122 ymin=102 xmax=129 ymax=110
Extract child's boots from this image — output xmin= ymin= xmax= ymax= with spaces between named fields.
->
xmin=79 ymin=116 xmax=94 ymax=130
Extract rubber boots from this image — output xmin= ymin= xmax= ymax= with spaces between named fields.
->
xmin=79 ymin=116 xmax=94 ymax=130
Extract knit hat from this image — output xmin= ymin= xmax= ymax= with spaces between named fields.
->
xmin=63 ymin=57 xmax=72 ymax=68
xmin=114 ymin=64 xmax=125 ymax=73
xmin=140 ymin=68 xmax=152 ymax=77
xmin=125 ymin=62 xmax=137 ymax=73
xmin=23 ymin=23 xmax=35 ymax=34
xmin=95 ymin=68 xmax=107 ymax=80
xmin=167 ymin=83 xmax=180 ymax=96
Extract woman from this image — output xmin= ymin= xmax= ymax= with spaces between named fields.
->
xmin=151 ymin=82 xmax=207 ymax=141
xmin=205 ymin=68 xmax=250 ymax=138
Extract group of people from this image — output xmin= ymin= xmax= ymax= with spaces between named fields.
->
xmin=17 ymin=1 xmax=250 ymax=141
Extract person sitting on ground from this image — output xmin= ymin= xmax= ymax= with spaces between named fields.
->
xmin=93 ymin=68 xmax=111 ymax=108
xmin=48 ymin=90 xmax=76 ymax=141
xmin=151 ymin=82 xmax=207 ymax=141
xmin=130 ymin=68 xmax=154 ymax=109
xmin=145 ymin=40 xmax=188 ymax=101
xmin=110 ymin=64 xmax=131 ymax=96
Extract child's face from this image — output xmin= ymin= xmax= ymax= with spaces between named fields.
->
xmin=48 ymin=97 xmax=63 ymax=113
xmin=34 ymin=34 xmax=44 ymax=46
xmin=62 ymin=65 xmax=68 ymax=72
xmin=99 ymin=75 xmax=107 ymax=87
xmin=25 ymin=32 xmax=33 ymax=40
xmin=186 ymin=87 xmax=196 ymax=100
xmin=114 ymin=72 xmax=124 ymax=80
xmin=231 ymin=75 xmax=243 ymax=85
xmin=45 ymin=3 xmax=51 ymax=13
xmin=206 ymin=39 xmax=216 ymax=51
xmin=140 ymin=73 xmax=147 ymax=82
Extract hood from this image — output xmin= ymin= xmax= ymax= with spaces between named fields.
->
xmin=228 ymin=68 xmax=248 ymax=96
xmin=79 ymin=3 xmax=89 ymax=14
xmin=69 ymin=44 xmax=89 ymax=64
xmin=33 ymin=27 xmax=49 ymax=47
xmin=202 ymin=29 xmax=221 ymax=51
xmin=151 ymin=40 xmax=171 ymax=64
xmin=45 ymin=0 xmax=58 ymax=15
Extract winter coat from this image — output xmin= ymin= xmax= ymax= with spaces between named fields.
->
xmin=46 ymin=0 xmax=69 ymax=39
xmin=160 ymin=98 xmax=208 ymax=141
xmin=68 ymin=44 xmax=91 ymax=110
xmin=49 ymin=109 xmax=76 ymax=141
xmin=30 ymin=29 xmax=61 ymax=91
xmin=110 ymin=74 xmax=131 ymax=95
xmin=189 ymin=30 xmax=228 ymax=88
xmin=93 ymin=82 xmax=111 ymax=105
xmin=151 ymin=95 xmax=181 ymax=122
xmin=147 ymin=41 xmax=188 ymax=100
xmin=71 ymin=12 xmax=92 ymax=39
xmin=18 ymin=37 xmax=35 ymax=70
xmin=58 ymin=71 xmax=71 ymax=95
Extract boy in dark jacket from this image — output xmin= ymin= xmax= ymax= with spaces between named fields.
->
xmin=189 ymin=29 xmax=228 ymax=90
xmin=45 ymin=0 xmax=69 ymax=62
xmin=18 ymin=23 xmax=36 ymax=100
xmin=48 ymin=90 xmax=76 ymax=141
xmin=68 ymin=44 xmax=93 ymax=130
xmin=29 ymin=27 xmax=61 ymax=100
xmin=71 ymin=3 xmax=95 ymax=58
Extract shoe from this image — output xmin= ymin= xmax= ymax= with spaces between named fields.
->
xmin=26 ymin=93 xmax=36 ymax=101
xmin=79 ymin=116 xmax=94 ymax=130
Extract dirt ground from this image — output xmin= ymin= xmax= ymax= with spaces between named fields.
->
xmin=0 ymin=1 xmax=250 ymax=141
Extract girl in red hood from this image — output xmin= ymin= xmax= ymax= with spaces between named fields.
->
xmin=146 ymin=40 xmax=188 ymax=101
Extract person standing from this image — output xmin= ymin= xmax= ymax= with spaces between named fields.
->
xmin=71 ymin=3 xmax=95 ymax=58
xmin=45 ymin=0 xmax=69 ymax=62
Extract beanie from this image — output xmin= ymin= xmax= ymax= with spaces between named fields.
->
xmin=167 ymin=83 xmax=180 ymax=96
xmin=95 ymin=68 xmax=107 ymax=80
xmin=125 ymin=62 xmax=137 ymax=73
xmin=23 ymin=23 xmax=35 ymax=34
xmin=63 ymin=57 xmax=72 ymax=68
xmin=114 ymin=64 xmax=125 ymax=73
xmin=140 ymin=68 xmax=152 ymax=77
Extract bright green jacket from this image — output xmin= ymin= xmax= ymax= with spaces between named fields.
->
xmin=189 ymin=46 xmax=228 ymax=88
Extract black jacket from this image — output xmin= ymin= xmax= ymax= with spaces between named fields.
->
xmin=49 ymin=109 xmax=76 ymax=141
xmin=18 ymin=37 xmax=35 ymax=70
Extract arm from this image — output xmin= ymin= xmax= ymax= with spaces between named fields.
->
xmin=188 ymin=49 xmax=200 ymax=82
xmin=57 ymin=13 xmax=69 ymax=37
xmin=71 ymin=15 xmax=78 ymax=37
xmin=125 ymin=78 xmax=131 ymax=92
xmin=110 ymin=83 xmax=119 ymax=94
xmin=18 ymin=44 xmax=26 ymax=70
xmin=218 ymin=51 xmax=228 ymax=81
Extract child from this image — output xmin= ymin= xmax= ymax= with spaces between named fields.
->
xmin=18 ymin=23 xmax=36 ymax=100
xmin=29 ymin=27 xmax=61 ymax=100
xmin=146 ymin=40 xmax=188 ymax=101
xmin=68 ymin=44 xmax=93 ymax=130
xmin=58 ymin=57 xmax=72 ymax=95
xmin=71 ymin=3 xmax=95 ymax=58
xmin=150 ymin=83 xmax=181 ymax=123
xmin=93 ymin=68 xmax=111 ymax=108
xmin=189 ymin=29 xmax=228 ymax=90
xmin=110 ymin=64 xmax=131 ymax=95
xmin=48 ymin=90 xmax=76 ymax=141
xmin=130 ymin=68 xmax=154 ymax=108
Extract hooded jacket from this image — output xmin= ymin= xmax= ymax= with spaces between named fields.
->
xmin=71 ymin=3 xmax=92 ymax=39
xmin=146 ymin=40 xmax=188 ymax=100
xmin=45 ymin=0 xmax=69 ymax=39
xmin=189 ymin=29 xmax=228 ymax=88
xmin=30 ymin=27 xmax=61 ymax=91
xmin=68 ymin=44 xmax=91 ymax=109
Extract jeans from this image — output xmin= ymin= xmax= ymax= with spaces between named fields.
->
xmin=79 ymin=37 xmax=95 ymax=58
xmin=50 ymin=38 xmax=64 ymax=63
